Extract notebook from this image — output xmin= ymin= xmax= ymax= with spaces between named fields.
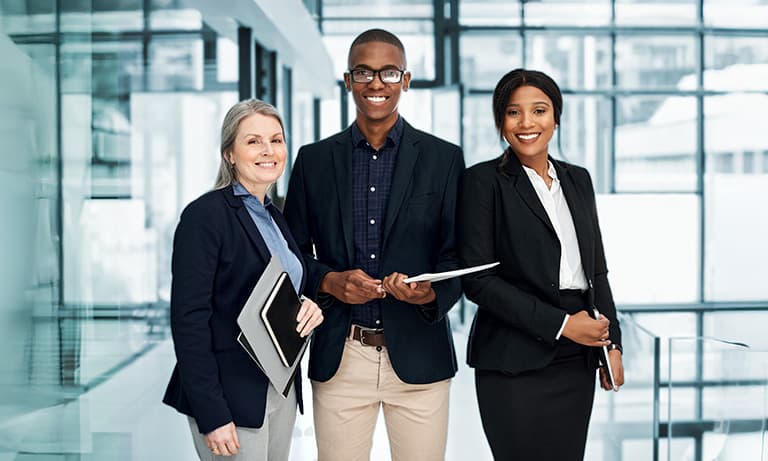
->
xmin=260 ymin=272 xmax=306 ymax=367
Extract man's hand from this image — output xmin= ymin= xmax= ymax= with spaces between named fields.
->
xmin=562 ymin=310 xmax=611 ymax=347
xmin=382 ymin=272 xmax=436 ymax=305
xmin=204 ymin=422 xmax=239 ymax=456
xmin=599 ymin=349 xmax=625 ymax=391
xmin=319 ymin=270 xmax=385 ymax=304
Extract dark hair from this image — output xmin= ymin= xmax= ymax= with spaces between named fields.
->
xmin=492 ymin=68 xmax=563 ymax=141
xmin=347 ymin=28 xmax=407 ymax=68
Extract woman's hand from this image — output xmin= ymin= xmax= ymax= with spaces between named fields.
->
xmin=204 ymin=421 xmax=239 ymax=456
xmin=600 ymin=349 xmax=625 ymax=391
xmin=562 ymin=310 xmax=611 ymax=347
xmin=296 ymin=297 xmax=324 ymax=337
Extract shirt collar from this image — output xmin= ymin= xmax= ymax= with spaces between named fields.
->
xmin=351 ymin=115 xmax=404 ymax=149
xmin=232 ymin=182 xmax=273 ymax=208
xmin=522 ymin=160 xmax=558 ymax=183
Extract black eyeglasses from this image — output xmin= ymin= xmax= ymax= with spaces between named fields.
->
xmin=348 ymin=68 xmax=407 ymax=84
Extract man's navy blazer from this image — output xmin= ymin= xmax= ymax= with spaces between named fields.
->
xmin=458 ymin=151 xmax=622 ymax=374
xmin=283 ymin=120 xmax=465 ymax=384
xmin=163 ymin=185 xmax=304 ymax=434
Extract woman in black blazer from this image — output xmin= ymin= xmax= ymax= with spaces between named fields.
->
xmin=163 ymin=99 xmax=323 ymax=460
xmin=458 ymin=69 xmax=625 ymax=460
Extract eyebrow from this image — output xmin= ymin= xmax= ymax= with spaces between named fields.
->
xmin=351 ymin=64 xmax=401 ymax=70
xmin=507 ymin=101 xmax=552 ymax=107
xmin=242 ymin=131 xmax=283 ymax=138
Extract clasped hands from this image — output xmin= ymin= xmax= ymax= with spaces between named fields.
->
xmin=562 ymin=310 xmax=625 ymax=391
xmin=320 ymin=269 xmax=436 ymax=305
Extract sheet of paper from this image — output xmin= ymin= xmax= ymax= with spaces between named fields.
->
xmin=402 ymin=262 xmax=500 ymax=284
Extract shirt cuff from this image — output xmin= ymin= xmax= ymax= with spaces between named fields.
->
xmin=555 ymin=314 xmax=570 ymax=340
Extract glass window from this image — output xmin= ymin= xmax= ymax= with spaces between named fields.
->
xmin=597 ymin=195 xmax=700 ymax=304
xmin=525 ymin=0 xmax=611 ymax=26
xmin=463 ymin=94 xmax=502 ymax=167
xmin=150 ymin=0 xmax=202 ymax=30
xmin=216 ymin=37 xmax=238 ymax=83
xmin=615 ymin=95 xmax=697 ymax=192
xmin=322 ymin=0 xmax=433 ymax=18
xmin=525 ymin=33 xmax=612 ymax=90
xmin=616 ymin=35 xmax=696 ymax=90
xmin=704 ymin=94 xmax=768 ymax=301
xmin=460 ymin=32 xmax=522 ymax=90
xmin=704 ymin=35 xmax=768 ymax=91
xmin=459 ymin=0 xmax=521 ymax=26
xmin=557 ymin=95 xmax=612 ymax=189
xmin=323 ymin=20 xmax=435 ymax=80
xmin=615 ymin=0 xmax=697 ymax=26
xmin=147 ymin=37 xmax=204 ymax=91
xmin=705 ymin=0 xmax=768 ymax=29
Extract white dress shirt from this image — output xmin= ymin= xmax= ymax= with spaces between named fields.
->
xmin=522 ymin=161 xmax=588 ymax=339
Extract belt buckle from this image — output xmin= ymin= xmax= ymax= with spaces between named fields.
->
xmin=358 ymin=326 xmax=383 ymax=347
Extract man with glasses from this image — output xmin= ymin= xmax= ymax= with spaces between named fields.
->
xmin=284 ymin=28 xmax=464 ymax=460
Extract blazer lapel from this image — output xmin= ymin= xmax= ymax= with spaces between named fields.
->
xmin=222 ymin=186 xmax=271 ymax=263
xmin=332 ymin=130 xmax=355 ymax=267
xmin=554 ymin=159 xmax=595 ymax=274
xmin=383 ymin=122 xmax=419 ymax=248
xmin=271 ymin=208 xmax=308 ymax=291
xmin=502 ymin=152 xmax=556 ymax=237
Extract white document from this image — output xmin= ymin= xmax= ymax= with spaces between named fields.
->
xmin=402 ymin=262 xmax=500 ymax=284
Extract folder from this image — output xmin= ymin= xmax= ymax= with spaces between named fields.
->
xmin=260 ymin=272 xmax=306 ymax=367
xmin=236 ymin=255 xmax=310 ymax=397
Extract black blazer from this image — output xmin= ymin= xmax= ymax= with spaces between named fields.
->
xmin=458 ymin=152 xmax=621 ymax=374
xmin=162 ymin=185 xmax=305 ymax=434
xmin=283 ymin=120 xmax=464 ymax=384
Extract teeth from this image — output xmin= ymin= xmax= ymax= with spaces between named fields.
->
xmin=517 ymin=133 xmax=539 ymax=140
xmin=366 ymin=96 xmax=386 ymax=102
xmin=256 ymin=162 xmax=276 ymax=167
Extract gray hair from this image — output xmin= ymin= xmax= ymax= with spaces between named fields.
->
xmin=214 ymin=99 xmax=285 ymax=190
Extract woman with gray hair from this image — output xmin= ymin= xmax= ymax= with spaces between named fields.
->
xmin=163 ymin=98 xmax=323 ymax=460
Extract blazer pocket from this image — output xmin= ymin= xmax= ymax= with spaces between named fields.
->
xmin=406 ymin=191 xmax=437 ymax=207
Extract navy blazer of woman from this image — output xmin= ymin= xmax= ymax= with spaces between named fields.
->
xmin=458 ymin=151 xmax=621 ymax=374
xmin=163 ymin=185 xmax=305 ymax=435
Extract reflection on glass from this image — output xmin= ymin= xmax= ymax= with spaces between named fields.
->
xmin=525 ymin=33 xmax=612 ymax=90
xmin=705 ymin=0 xmax=768 ymax=28
xmin=615 ymin=0 xmax=697 ymax=26
xmin=704 ymin=36 xmax=768 ymax=91
xmin=525 ymin=0 xmax=611 ymax=26
xmin=616 ymin=35 xmax=696 ymax=90
xmin=460 ymin=32 xmax=522 ymax=89
xmin=615 ymin=95 xmax=697 ymax=192
xmin=459 ymin=0 xmax=521 ymax=26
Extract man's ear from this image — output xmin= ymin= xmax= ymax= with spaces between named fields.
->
xmin=343 ymin=73 xmax=352 ymax=92
xmin=402 ymin=71 xmax=411 ymax=92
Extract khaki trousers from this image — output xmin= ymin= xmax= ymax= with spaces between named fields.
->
xmin=312 ymin=337 xmax=451 ymax=461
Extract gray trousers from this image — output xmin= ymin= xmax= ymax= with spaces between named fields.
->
xmin=188 ymin=385 xmax=297 ymax=461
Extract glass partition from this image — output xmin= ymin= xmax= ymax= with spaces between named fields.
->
xmin=667 ymin=337 xmax=768 ymax=461
xmin=586 ymin=313 xmax=661 ymax=461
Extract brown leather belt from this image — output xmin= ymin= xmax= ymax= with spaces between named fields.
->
xmin=350 ymin=325 xmax=386 ymax=347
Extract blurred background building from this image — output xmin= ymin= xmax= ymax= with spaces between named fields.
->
xmin=0 ymin=0 xmax=766 ymax=460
